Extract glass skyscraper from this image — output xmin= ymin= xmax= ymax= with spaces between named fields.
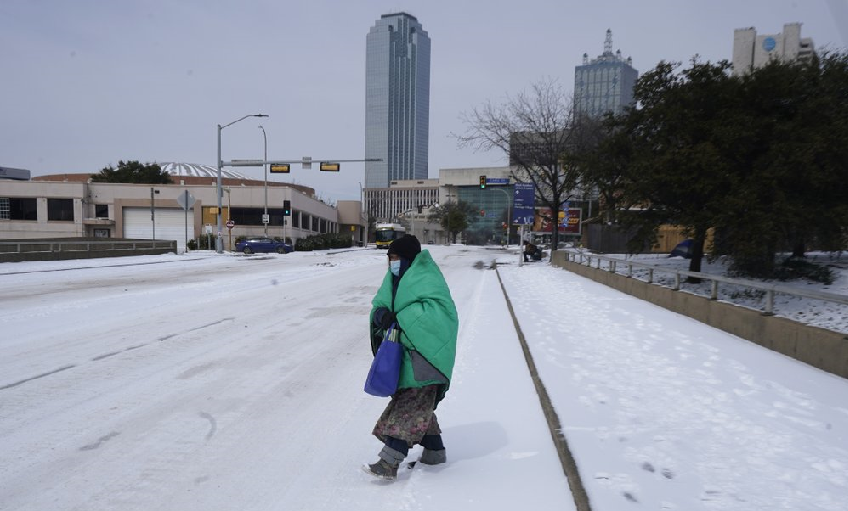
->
xmin=365 ymin=13 xmax=430 ymax=188
xmin=574 ymin=30 xmax=638 ymax=118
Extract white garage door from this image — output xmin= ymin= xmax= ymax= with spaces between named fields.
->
xmin=123 ymin=207 xmax=195 ymax=254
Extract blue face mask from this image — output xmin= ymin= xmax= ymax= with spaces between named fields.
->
xmin=389 ymin=260 xmax=402 ymax=276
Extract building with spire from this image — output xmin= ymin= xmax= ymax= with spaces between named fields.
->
xmin=574 ymin=29 xmax=638 ymax=118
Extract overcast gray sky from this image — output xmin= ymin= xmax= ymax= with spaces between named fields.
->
xmin=2 ymin=0 xmax=846 ymax=202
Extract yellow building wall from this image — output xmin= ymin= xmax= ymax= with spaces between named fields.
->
xmin=652 ymin=225 xmax=715 ymax=253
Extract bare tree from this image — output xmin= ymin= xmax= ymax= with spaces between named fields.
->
xmin=454 ymin=78 xmax=586 ymax=250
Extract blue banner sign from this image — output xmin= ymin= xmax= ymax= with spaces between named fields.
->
xmin=486 ymin=178 xmax=509 ymax=185
xmin=512 ymin=182 xmax=535 ymax=225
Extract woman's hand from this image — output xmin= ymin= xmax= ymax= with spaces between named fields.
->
xmin=373 ymin=307 xmax=397 ymax=329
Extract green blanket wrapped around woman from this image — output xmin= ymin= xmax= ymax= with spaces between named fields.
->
xmin=370 ymin=249 xmax=458 ymax=401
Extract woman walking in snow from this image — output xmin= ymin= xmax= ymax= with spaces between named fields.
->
xmin=364 ymin=235 xmax=458 ymax=479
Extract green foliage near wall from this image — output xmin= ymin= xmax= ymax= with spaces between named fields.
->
xmin=574 ymin=52 xmax=848 ymax=279
xmin=294 ymin=233 xmax=353 ymax=251
xmin=90 ymin=160 xmax=172 ymax=184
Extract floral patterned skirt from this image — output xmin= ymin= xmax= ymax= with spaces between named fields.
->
xmin=372 ymin=385 xmax=441 ymax=447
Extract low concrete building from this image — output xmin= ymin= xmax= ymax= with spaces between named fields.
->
xmin=0 ymin=163 xmax=365 ymax=253
xmin=363 ymin=178 xmax=439 ymax=223
xmin=336 ymin=200 xmax=368 ymax=247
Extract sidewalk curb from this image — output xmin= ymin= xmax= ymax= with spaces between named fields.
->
xmin=495 ymin=266 xmax=593 ymax=511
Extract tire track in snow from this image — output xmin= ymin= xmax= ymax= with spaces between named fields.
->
xmin=0 ymin=318 xmax=236 ymax=392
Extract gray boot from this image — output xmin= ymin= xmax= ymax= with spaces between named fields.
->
xmin=419 ymin=448 xmax=446 ymax=465
xmin=364 ymin=445 xmax=406 ymax=479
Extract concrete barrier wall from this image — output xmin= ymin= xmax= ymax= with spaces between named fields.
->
xmin=551 ymin=251 xmax=848 ymax=379
xmin=0 ymin=239 xmax=178 ymax=263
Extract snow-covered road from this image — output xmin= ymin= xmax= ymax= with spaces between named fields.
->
xmin=1 ymin=245 xmax=846 ymax=511
xmin=0 ymin=247 xmax=571 ymax=511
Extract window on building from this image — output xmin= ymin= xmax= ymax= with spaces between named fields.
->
xmin=95 ymin=204 xmax=109 ymax=218
xmin=228 ymin=207 xmax=286 ymax=227
xmin=48 ymin=198 xmax=75 ymax=221
xmin=291 ymin=211 xmax=299 ymax=228
xmin=0 ymin=197 xmax=37 ymax=220
xmin=312 ymin=216 xmax=319 ymax=232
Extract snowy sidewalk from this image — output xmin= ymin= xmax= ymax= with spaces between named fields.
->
xmin=406 ymin=262 xmax=577 ymax=510
xmin=497 ymin=261 xmax=848 ymax=511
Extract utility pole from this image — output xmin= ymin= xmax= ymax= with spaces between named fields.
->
xmin=259 ymin=125 xmax=268 ymax=235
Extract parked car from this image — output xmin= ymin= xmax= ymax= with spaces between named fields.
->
xmin=670 ymin=239 xmax=693 ymax=259
xmin=235 ymin=237 xmax=293 ymax=255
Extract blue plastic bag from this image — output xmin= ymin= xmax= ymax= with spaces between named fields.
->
xmin=364 ymin=324 xmax=403 ymax=397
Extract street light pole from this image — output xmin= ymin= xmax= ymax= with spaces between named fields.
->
xmin=259 ymin=125 xmax=268 ymax=235
xmin=150 ymin=187 xmax=159 ymax=247
xmin=225 ymin=187 xmax=232 ymax=251
xmin=216 ymin=113 xmax=268 ymax=253
xmin=492 ymin=187 xmax=512 ymax=246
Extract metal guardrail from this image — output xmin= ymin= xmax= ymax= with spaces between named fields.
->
xmin=563 ymin=249 xmax=848 ymax=315
xmin=0 ymin=239 xmax=177 ymax=254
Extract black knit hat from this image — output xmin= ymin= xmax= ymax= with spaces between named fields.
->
xmin=387 ymin=235 xmax=422 ymax=262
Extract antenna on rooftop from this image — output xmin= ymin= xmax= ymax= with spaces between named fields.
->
xmin=604 ymin=29 xmax=613 ymax=55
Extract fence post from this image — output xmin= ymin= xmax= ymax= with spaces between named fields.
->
xmin=764 ymin=290 xmax=774 ymax=316
xmin=673 ymin=272 xmax=680 ymax=291
xmin=711 ymin=281 xmax=718 ymax=300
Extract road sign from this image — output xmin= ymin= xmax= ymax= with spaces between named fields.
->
xmin=177 ymin=190 xmax=196 ymax=211
xmin=262 ymin=214 xmax=269 ymax=225
xmin=302 ymin=157 xmax=312 ymax=170
xmin=320 ymin=162 xmax=340 ymax=171
xmin=229 ymin=159 xmax=264 ymax=167
xmin=270 ymin=164 xmax=290 ymax=173
xmin=512 ymin=182 xmax=535 ymax=225
xmin=226 ymin=220 xmax=235 ymax=229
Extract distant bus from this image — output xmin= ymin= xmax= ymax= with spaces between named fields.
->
xmin=375 ymin=223 xmax=406 ymax=248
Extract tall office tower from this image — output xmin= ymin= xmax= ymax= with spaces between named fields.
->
xmin=732 ymin=23 xmax=815 ymax=75
xmin=574 ymin=29 xmax=638 ymax=118
xmin=365 ymin=12 xmax=431 ymax=188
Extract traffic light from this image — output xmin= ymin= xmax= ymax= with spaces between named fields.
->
xmin=479 ymin=175 xmax=487 ymax=188
xmin=283 ymin=200 xmax=291 ymax=216
xmin=270 ymin=164 xmax=290 ymax=173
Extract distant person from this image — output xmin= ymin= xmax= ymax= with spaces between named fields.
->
xmin=364 ymin=235 xmax=459 ymax=479
xmin=523 ymin=242 xmax=539 ymax=262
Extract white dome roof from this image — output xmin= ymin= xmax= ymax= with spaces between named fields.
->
xmin=159 ymin=162 xmax=249 ymax=180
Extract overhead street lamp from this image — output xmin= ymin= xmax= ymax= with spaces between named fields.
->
xmin=258 ymin=125 xmax=268 ymax=235
xmin=216 ymin=113 xmax=268 ymax=253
